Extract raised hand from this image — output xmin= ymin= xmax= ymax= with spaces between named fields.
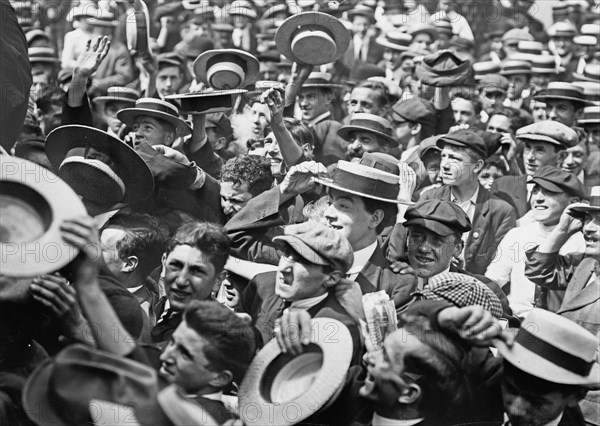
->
xmin=74 ymin=36 xmax=111 ymax=79
xmin=261 ymin=86 xmax=286 ymax=125
xmin=280 ymin=161 xmax=327 ymax=197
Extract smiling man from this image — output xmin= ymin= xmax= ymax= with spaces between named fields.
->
xmin=338 ymin=113 xmax=399 ymax=162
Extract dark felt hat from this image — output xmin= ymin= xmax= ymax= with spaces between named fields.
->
xmin=531 ymin=166 xmax=585 ymax=198
xmin=390 ymin=98 xmax=436 ymax=128
xmin=416 ymin=50 xmax=472 ymax=87
xmin=436 ymin=129 xmax=488 ymax=159
xmin=404 ymin=199 xmax=472 ymax=236
xmin=337 ymin=113 xmax=397 ymax=147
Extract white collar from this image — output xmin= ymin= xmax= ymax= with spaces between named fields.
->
xmin=184 ymin=390 xmax=223 ymax=402
xmin=308 ymin=111 xmax=331 ymax=126
xmin=503 ymin=411 xmax=563 ymax=426
xmin=346 ymin=240 xmax=378 ymax=277
xmin=372 ymin=413 xmax=424 ymax=426
xmin=450 ymin=185 xmax=479 ymax=205
xmin=290 ymin=293 xmax=328 ymax=310
xmin=127 ymin=285 xmax=143 ymax=293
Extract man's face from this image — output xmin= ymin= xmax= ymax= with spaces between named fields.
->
xmin=491 ymin=36 xmax=503 ymax=53
xmin=259 ymin=62 xmax=279 ymax=81
xmin=452 ymin=97 xmax=477 ymax=126
xmin=352 ymin=16 xmax=370 ymax=37
xmin=133 ymin=116 xmax=175 ymax=147
xmin=440 ymin=145 xmax=480 ymax=187
xmin=275 ymin=246 xmax=330 ymax=301
xmin=100 ymin=226 xmax=127 ymax=277
xmin=103 ymin=102 xmax=130 ymax=134
xmin=406 ymin=226 xmax=461 ymax=277
xmin=507 ymin=74 xmax=530 ymax=100
xmin=523 ymin=141 xmax=559 ymax=177
xmin=346 ymin=130 xmax=388 ymax=161
xmin=383 ymin=49 xmax=402 ymax=70
xmin=479 ymin=165 xmax=504 ymax=190
xmin=159 ymin=320 xmax=219 ymax=393
xmin=265 ymin=132 xmax=286 ymax=177
xmin=324 ymin=189 xmax=377 ymax=250
xmin=531 ymin=100 xmax=547 ymax=122
xmin=393 ymin=120 xmax=413 ymax=147
xmin=299 ymin=88 xmax=330 ymax=121
xmin=530 ymin=185 xmax=571 ymax=226
xmin=249 ymin=102 xmax=270 ymax=137
xmin=220 ymin=180 xmax=253 ymax=219
xmin=156 ymin=66 xmax=183 ymax=98
xmin=582 ymin=212 xmax=600 ymax=257
xmin=561 ymin=141 xmax=588 ymax=177
xmin=410 ymin=33 xmax=432 ymax=51
xmin=480 ymin=88 xmax=507 ymax=113
xmin=163 ymin=245 xmax=220 ymax=312
xmin=423 ymin=152 xmax=441 ymax=184
xmin=552 ymin=36 xmax=574 ymax=57
xmin=546 ymin=100 xmax=579 ymax=127
xmin=486 ymin=114 xmax=512 ymax=135
xmin=586 ymin=125 xmax=600 ymax=148
xmin=348 ymin=87 xmax=382 ymax=116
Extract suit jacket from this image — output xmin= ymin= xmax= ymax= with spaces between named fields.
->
xmin=192 ymin=396 xmax=237 ymax=425
xmin=93 ymin=41 xmax=136 ymax=94
xmin=340 ymin=37 xmax=385 ymax=75
xmin=491 ymin=175 xmax=529 ymax=219
xmin=420 ymin=185 xmax=517 ymax=275
xmin=311 ymin=116 xmax=349 ymax=166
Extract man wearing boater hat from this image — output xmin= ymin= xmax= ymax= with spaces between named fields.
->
xmin=534 ymin=82 xmax=594 ymax=128
xmin=92 ymin=86 xmax=140 ymax=137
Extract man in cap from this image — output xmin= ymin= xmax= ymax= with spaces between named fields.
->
xmin=477 ymin=74 xmax=509 ymax=123
xmin=391 ymin=98 xmax=436 ymax=160
xmin=205 ymin=112 xmax=235 ymax=162
xmin=486 ymin=167 xmax=585 ymax=318
xmin=492 ymin=120 xmax=579 ymax=218
xmin=420 ymin=130 xmax=517 ymax=275
xmin=155 ymin=52 xmax=186 ymax=99
xmin=339 ymin=113 xmax=399 ymax=162
xmin=534 ymin=82 xmax=593 ymax=128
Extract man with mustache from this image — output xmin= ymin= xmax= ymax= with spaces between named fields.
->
xmin=339 ymin=113 xmax=399 ymax=162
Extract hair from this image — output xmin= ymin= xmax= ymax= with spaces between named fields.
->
xmin=482 ymin=154 xmax=509 ymax=174
xmin=221 ymin=155 xmax=273 ymax=197
xmin=283 ymin=117 xmax=314 ymax=149
xmin=302 ymin=196 xmax=329 ymax=224
xmin=363 ymin=196 xmax=398 ymax=235
xmin=167 ymin=222 xmax=230 ymax=273
xmin=489 ymin=105 xmax=533 ymax=133
xmin=354 ymin=80 xmax=391 ymax=111
xmin=184 ymin=301 xmax=257 ymax=385
xmin=449 ymin=87 xmax=483 ymax=116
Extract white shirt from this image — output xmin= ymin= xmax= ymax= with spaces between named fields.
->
xmin=346 ymin=241 xmax=378 ymax=281
xmin=353 ymin=33 xmax=370 ymax=61
xmin=372 ymin=413 xmax=424 ymax=425
xmin=290 ymin=293 xmax=328 ymax=310
xmin=451 ymin=186 xmax=479 ymax=257
xmin=127 ymin=285 xmax=143 ymax=293
xmin=485 ymin=222 xmax=585 ymax=318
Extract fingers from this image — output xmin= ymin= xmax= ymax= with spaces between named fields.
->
xmin=84 ymin=38 xmax=92 ymax=52
xmin=281 ymin=309 xmax=303 ymax=355
xmin=91 ymin=36 xmax=101 ymax=52
xmin=30 ymin=275 xmax=73 ymax=316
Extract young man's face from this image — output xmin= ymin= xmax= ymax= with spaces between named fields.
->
xmin=583 ymin=212 xmax=600 ymax=257
xmin=551 ymin=36 xmax=574 ymax=57
xmin=586 ymin=125 xmax=600 ymax=148
xmin=530 ymin=185 xmax=572 ymax=226
xmin=546 ymin=100 xmax=580 ymax=127
xmin=100 ymin=226 xmax=128 ymax=277
xmin=410 ymin=33 xmax=432 ymax=51
xmin=479 ymin=165 xmax=504 ymax=190
xmin=156 ymin=65 xmax=183 ymax=98
xmin=523 ymin=140 xmax=560 ymax=177
xmin=275 ymin=246 xmax=330 ymax=301
xmin=531 ymin=100 xmax=547 ymax=122
xmin=422 ymin=152 xmax=441 ymax=185
xmin=451 ymin=97 xmax=477 ymax=126
xmin=299 ymin=88 xmax=330 ymax=121
xmin=486 ymin=114 xmax=512 ymax=135
xmin=352 ymin=15 xmax=370 ymax=37
xmin=480 ymin=88 xmax=507 ymax=113
xmin=440 ymin=145 xmax=481 ymax=187
xmin=561 ymin=141 xmax=588 ymax=177
xmin=348 ymin=87 xmax=382 ymax=116
xmin=383 ymin=49 xmax=402 ymax=70
xmin=507 ymin=74 xmax=530 ymax=100
xmin=220 ymin=180 xmax=254 ymax=219
xmin=406 ymin=225 xmax=461 ymax=277
xmin=133 ymin=116 xmax=175 ymax=147
xmin=264 ymin=132 xmax=286 ymax=178
xmin=250 ymin=102 xmax=270 ymax=137
xmin=346 ymin=130 xmax=389 ymax=161
xmin=163 ymin=245 xmax=221 ymax=312
xmin=103 ymin=101 xmax=130 ymax=134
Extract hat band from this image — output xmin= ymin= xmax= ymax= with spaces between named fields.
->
xmin=584 ymin=70 xmax=600 ymax=80
xmin=516 ymin=328 xmax=594 ymax=377
xmin=589 ymin=195 xmax=600 ymax=207
xmin=545 ymin=89 xmax=585 ymax=101
xmin=206 ymin=53 xmax=247 ymax=71
xmin=135 ymin=102 xmax=178 ymax=117
xmin=349 ymin=118 xmax=392 ymax=136
xmin=329 ymin=167 xmax=398 ymax=200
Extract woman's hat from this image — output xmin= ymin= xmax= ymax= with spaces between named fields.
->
xmin=117 ymin=97 xmax=192 ymax=137
xmin=44 ymin=125 xmax=154 ymax=209
xmin=275 ymin=11 xmax=350 ymax=65
xmin=193 ymin=49 xmax=259 ymax=90
xmin=0 ymin=157 xmax=86 ymax=277
xmin=337 ymin=113 xmax=397 ymax=147
xmin=239 ymin=318 xmax=353 ymax=426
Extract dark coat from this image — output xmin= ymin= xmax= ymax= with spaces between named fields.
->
xmin=491 ymin=174 xmax=529 ymax=219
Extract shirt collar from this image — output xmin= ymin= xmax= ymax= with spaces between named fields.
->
xmin=308 ymin=111 xmax=331 ymax=126
xmin=372 ymin=413 xmax=424 ymax=426
xmin=346 ymin=240 xmax=378 ymax=277
xmin=184 ymin=390 xmax=223 ymax=402
xmin=290 ymin=293 xmax=328 ymax=310
xmin=450 ymin=185 xmax=479 ymax=205
xmin=127 ymin=285 xmax=143 ymax=293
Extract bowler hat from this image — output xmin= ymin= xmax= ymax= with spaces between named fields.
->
xmin=0 ymin=157 xmax=86 ymax=277
xmin=118 ymin=97 xmax=192 ymax=137
xmin=534 ymin=82 xmax=594 ymax=108
xmin=578 ymin=105 xmax=600 ymax=125
xmin=376 ymin=31 xmax=412 ymax=51
xmin=495 ymin=309 xmax=600 ymax=386
xmin=416 ymin=50 xmax=472 ymax=87
xmin=45 ymin=125 xmax=154 ymax=208
xmin=516 ymin=120 xmax=579 ymax=148
xmin=194 ymin=49 xmax=259 ymax=90
xmin=239 ymin=318 xmax=353 ymax=426
xmin=531 ymin=166 xmax=585 ymax=199
xmin=275 ymin=11 xmax=351 ymax=65
xmin=404 ymin=199 xmax=472 ymax=236
xmin=569 ymin=186 xmax=600 ymax=213
xmin=436 ymin=129 xmax=488 ymax=159
xmin=92 ymin=86 xmax=140 ymax=108
xmin=573 ymin=63 xmax=600 ymax=83
xmin=337 ymin=113 xmax=397 ymax=147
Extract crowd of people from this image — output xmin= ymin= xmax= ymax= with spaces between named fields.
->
xmin=1 ymin=0 xmax=600 ymax=424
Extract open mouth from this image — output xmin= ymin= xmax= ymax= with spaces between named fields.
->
xmin=159 ymin=363 xmax=173 ymax=377
xmin=534 ymin=205 xmax=548 ymax=210
xmin=277 ymin=273 xmax=292 ymax=287
xmin=327 ymin=222 xmax=343 ymax=231
xmin=415 ymin=255 xmax=434 ymax=264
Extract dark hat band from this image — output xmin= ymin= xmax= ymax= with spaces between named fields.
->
xmin=329 ymin=167 xmax=398 ymax=200
xmin=207 ymin=53 xmax=247 ymax=70
xmin=583 ymin=69 xmax=600 ymax=80
xmin=520 ymin=48 xmax=541 ymax=55
xmin=348 ymin=118 xmax=392 ymax=136
xmin=135 ymin=101 xmax=178 ymax=117
xmin=382 ymin=36 xmax=411 ymax=47
xmin=589 ymin=195 xmax=600 ymax=207
xmin=532 ymin=61 xmax=555 ymax=70
xmin=516 ymin=328 xmax=593 ymax=377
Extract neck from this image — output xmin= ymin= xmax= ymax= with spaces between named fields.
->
xmin=405 ymin=135 xmax=420 ymax=151
xmin=351 ymin=234 xmax=377 ymax=252
xmin=183 ymin=385 xmax=221 ymax=398
xmin=451 ymin=180 xmax=478 ymax=202
xmin=375 ymin=404 xmax=422 ymax=421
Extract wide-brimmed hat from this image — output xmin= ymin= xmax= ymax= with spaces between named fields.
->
xmin=570 ymin=186 xmax=600 ymax=213
xmin=472 ymin=61 xmax=501 ymax=79
xmin=376 ymin=31 xmax=412 ymax=51
xmin=548 ymin=21 xmax=578 ymax=38
xmin=125 ymin=0 xmax=152 ymax=61
xmin=84 ymin=7 xmax=118 ymax=27
xmin=275 ymin=11 xmax=350 ymax=65
xmin=406 ymin=23 xmax=438 ymax=39
xmin=337 ymin=113 xmax=397 ymax=147
xmin=239 ymin=318 xmax=353 ymax=426
xmin=533 ymin=82 xmax=594 ymax=108
xmin=92 ymin=86 xmax=140 ymax=108
xmin=302 ymin=72 xmax=343 ymax=89
xmin=578 ymin=105 xmax=600 ymax=125
xmin=314 ymin=160 xmax=406 ymax=204
xmin=28 ymin=47 xmax=59 ymax=64
xmin=45 ymin=125 xmax=154 ymax=208
xmin=166 ymin=89 xmax=247 ymax=115
xmin=517 ymin=40 xmax=544 ymax=56
xmin=573 ymin=63 xmax=600 ymax=83
xmin=573 ymin=82 xmax=600 ymax=104
xmin=117 ymin=97 xmax=192 ymax=137
xmin=500 ymin=59 xmax=532 ymax=75
xmin=416 ymin=50 xmax=472 ymax=87
xmin=495 ymin=309 xmax=600 ymax=387
xmin=0 ymin=157 xmax=86 ymax=277
xmin=227 ymin=0 xmax=258 ymax=20
xmin=66 ymin=2 xmax=98 ymax=22
xmin=194 ymin=49 xmax=259 ymax=90
xmin=516 ymin=120 xmax=579 ymax=148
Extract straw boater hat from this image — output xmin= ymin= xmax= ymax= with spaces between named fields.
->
xmin=302 ymin=72 xmax=344 ymax=89
xmin=193 ymin=49 xmax=259 ymax=90
xmin=227 ymin=0 xmax=258 ymax=20
xmin=28 ymin=47 xmax=59 ymax=64
xmin=574 ymin=35 xmax=597 ymax=47
xmin=548 ymin=21 xmax=578 ymax=38
xmin=500 ymin=59 xmax=532 ymax=76
xmin=376 ymin=31 xmax=412 ymax=51
xmin=0 ymin=157 xmax=87 ymax=277
xmin=117 ymin=98 xmax=192 ymax=137
xmin=126 ymin=0 xmax=152 ymax=61
xmin=495 ymin=309 xmax=600 ymax=387
xmin=337 ymin=113 xmax=398 ymax=147
xmin=572 ymin=82 xmax=600 ymax=104
xmin=578 ymin=106 xmax=600 ymax=126
xmin=569 ymin=186 xmax=600 ymax=213
xmin=92 ymin=86 xmax=140 ymax=109
xmin=472 ymin=61 xmax=501 ymax=80
xmin=45 ymin=125 xmax=154 ymax=208
xmin=239 ymin=318 xmax=353 ymax=426
xmin=534 ymin=82 xmax=595 ymax=108
xmin=405 ymin=23 xmax=438 ymax=40
xmin=347 ymin=4 xmax=376 ymax=22
xmin=275 ymin=11 xmax=351 ymax=66
xmin=573 ymin=63 xmax=600 ymax=83
xmin=84 ymin=7 xmax=118 ymax=27
xmin=531 ymin=55 xmax=563 ymax=75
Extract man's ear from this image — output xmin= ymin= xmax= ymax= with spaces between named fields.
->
xmin=324 ymin=270 xmax=343 ymax=288
xmin=410 ymin=123 xmax=422 ymax=136
xmin=209 ymin=370 xmax=233 ymax=389
xmin=215 ymin=136 xmax=227 ymax=150
xmin=568 ymin=196 xmax=580 ymax=204
xmin=160 ymin=252 xmax=168 ymax=277
xmin=122 ymin=255 xmax=139 ymax=273
xmin=398 ymin=383 xmax=421 ymax=405
xmin=453 ymin=238 xmax=464 ymax=258
xmin=302 ymin=143 xmax=314 ymax=157
xmin=472 ymin=158 xmax=485 ymax=175
xmin=212 ymin=270 xmax=227 ymax=296
xmin=164 ymin=131 xmax=176 ymax=146
xmin=369 ymin=208 xmax=385 ymax=230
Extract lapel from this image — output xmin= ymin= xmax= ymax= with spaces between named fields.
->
xmin=466 ymin=185 xmax=491 ymax=248
xmin=558 ymin=258 xmax=600 ymax=313
xmin=355 ymin=243 xmax=386 ymax=294
xmin=512 ymin=175 xmax=528 ymax=215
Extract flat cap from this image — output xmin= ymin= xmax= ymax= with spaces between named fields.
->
xmin=516 ymin=120 xmax=579 ymax=148
xmin=416 ymin=50 xmax=472 ymax=87
xmin=477 ymin=74 xmax=509 ymax=91
xmin=273 ymin=222 xmax=354 ymax=274
xmin=436 ymin=129 xmax=488 ymax=159
xmin=531 ymin=166 xmax=585 ymax=198
xmin=390 ymin=98 xmax=436 ymax=128
xmin=404 ymin=199 xmax=472 ymax=236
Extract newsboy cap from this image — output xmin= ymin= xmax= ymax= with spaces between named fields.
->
xmin=404 ymin=199 xmax=472 ymax=236
xmin=531 ymin=166 xmax=585 ymax=199
xmin=516 ymin=120 xmax=579 ymax=148
xmin=390 ymin=98 xmax=436 ymax=128
xmin=273 ymin=222 xmax=354 ymax=274
xmin=436 ymin=129 xmax=488 ymax=159
xmin=416 ymin=50 xmax=472 ymax=87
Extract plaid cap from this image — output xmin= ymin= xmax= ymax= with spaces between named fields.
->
xmin=414 ymin=272 xmax=503 ymax=318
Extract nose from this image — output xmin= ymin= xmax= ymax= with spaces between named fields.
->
xmin=583 ymin=219 xmax=597 ymax=234
xmin=548 ymin=107 xmax=557 ymax=120
xmin=564 ymin=153 xmax=574 ymax=165
xmin=324 ymin=203 xmax=337 ymax=221
xmin=505 ymin=396 xmax=528 ymax=419
xmin=159 ymin=343 xmax=173 ymax=363
xmin=349 ymin=139 xmax=362 ymax=150
xmin=174 ymin=271 xmax=190 ymax=289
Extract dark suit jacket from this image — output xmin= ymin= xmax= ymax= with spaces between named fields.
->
xmin=491 ymin=174 xmax=529 ymax=219
xmin=340 ymin=37 xmax=385 ymax=75
xmin=420 ymin=184 xmax=517 ymax=275
xmin=310 ymin=116 xmax=349 ymax=166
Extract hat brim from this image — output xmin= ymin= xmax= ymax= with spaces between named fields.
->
xmin=530 ymin=178 xmax=563 ymax=194
xmin=578 ymin=118 xmax=600 ymax=125
xmin=239 ymin=318 xmax=353 ymax=426
xmin=532 ymin=94 xmax=594 ymax=107
xmin=1 ymin=157 xmax=87 ymax=278
xmin=516 ymin=133 xmax=568 ymax=147
xmin=45 ymin=125 xmax=155 ymax=206
xmin=494 ymin=339 xmax=600 ymax=387
xmin=166 ymin=89 xmax=246 ymax=114
xmin=92 ymin=97 xmax=137 ymax=108
xmin=193 ymin=49 xmax=260 ymax=89
xmin=375 ymin=37 xmax=410 ymax=51
xmin=23 ymin=358 xmax=68 ymax=426
xmin=117 ymin=107 xmax=192 ymax=137
xmin=312 ymin=176 xmax=412 ymax=205
xmin=276 ymin=12 xmax=351 ymax=65
xmin=272 ymin=235 xmax=329 ymax=266
xmin=29 ymin=57 xmax=60 ymax=64
xmin=403 ymin=217 xmax=456 ymax=236
xmin=568 ymin=202 xmax=600 ymax=213
xmin=337 ymin=125 xmax=398 ymax=147
xmin=573 ymin=72 xmax=599 ymax=83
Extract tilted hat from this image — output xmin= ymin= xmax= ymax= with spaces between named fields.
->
xmin=28 ymin=47 xmax=59 ymax=63
xmin=578 ymin=105 xmax=600 ymax=125
xmin=0 ymin=157 xmax=87 ymax=277
xmin=495 ymin=309 xmax=600 ymax=387
xmin=194 ymin=49 xmax=259 ymax=90
xmin=516 ymin=120 xmax=579 ymax=148
xmin=92 ymin=86 xmax=140 ymax=108
xmin=337 ymin=113 xmax=397 ymax=147
xmin=239 ymin=318 xmax=353 ymax=426
xmin=273 ymin=221 xmax=354 ymax=273
xmin=500 ymin=59 xmax=532 ymax=75
xmin=533 ymin=82 xmax=594 ymax=107
xmin=531 ymin=165 xmax=585 ymax=198
xmin=404 ymin=199 xmax=472 ymax=236
xmin=117 ymin=97 xmax=192 ymax=137
xmin=166 ymin=89 xmax=247 ymax=115
xmin=45 ymin=125 xmax=154 ymax=208
xmin=376 ymin=31 xmax=412 ymax=51
xmin=573 ymin=63 xmax=600 ymax=83
xmin=416 ymin=50 xmax=472 ymax=87
xmin=302 ymin=72 xmax=343 ymax=89
xmin=569 ymin=186 xmax=600 ymax=213
xmin=390 ymin=98 xmax=436 ymax=128
xmin=473 ymin=61 xmax=501 ymax=79
xmin=548 ymin=21 xmax=578 ymax=38
xmin=436 ymin=129 xmax=488 ymax=159
xmin=276 ymin=11 xmax=351 ymax=65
